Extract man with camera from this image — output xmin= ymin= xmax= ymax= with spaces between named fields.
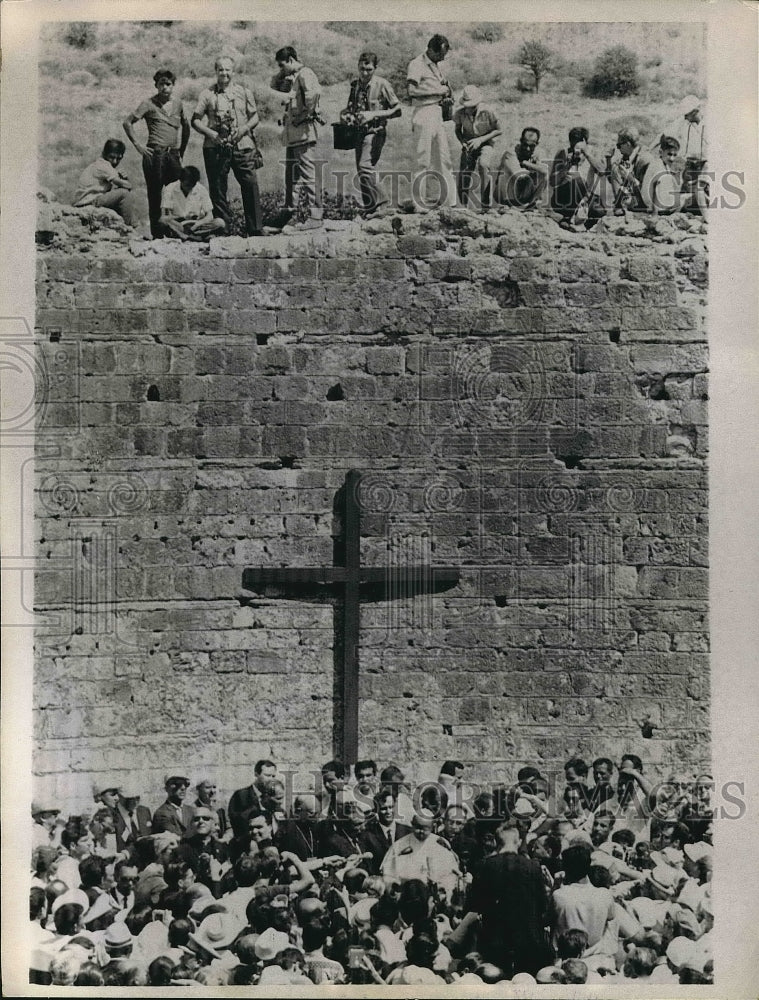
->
xmin=191 ymin=56 xmax=263 ymax=237
xmin=406 ymin=34 xmax=457 ymax=209
xmin=271 ymin=46 xmax=324 ymax=229
xmin=339 ymin=51 xmax=401 ymax=217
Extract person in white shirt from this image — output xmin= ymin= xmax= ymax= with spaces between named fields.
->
xmin=406 ymin=35 xmax=457 ymax=209
xmin=381 ymin=809 xmax=461 ymax=897
xmin=159 ymin=166 xmax=226 ymax=241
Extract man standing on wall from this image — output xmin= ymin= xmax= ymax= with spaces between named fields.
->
xmin=271 ymin=46 xmax=324 ymax=230
xmin=339 ymin=52 xmax=401 ymax=217
xmin=406 ymin=34 xmax=458 ymax=209
xmin=123 ymin=69 xmax=189 ymax=239
xmin=192 ymin=56 xmax=263 ymax=237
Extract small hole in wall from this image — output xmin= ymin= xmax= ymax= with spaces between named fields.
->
xmin=147 ymin=384 xmax=160 ymax=401
xmin=256 ymin=334 xmax=270 ymax=346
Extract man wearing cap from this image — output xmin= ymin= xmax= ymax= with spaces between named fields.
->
xmin=466 ymin=817 xmax=551 ymax=977
xmin=228 ymin=759 xmax=277 ymax=838
xmin=152 ymin=775 xmax=194 ymax=836
xmin=114 ymin=786 xmax=152 ymax=854
xmin=32 ymin=798 xmax=63 ymax=850
xmin=453 ymin=86 xmax=502 ymax=212
xmin=406 ymin=34 xmax=458 ymax=209
xmin=193 ymin=778 xmax=229 ymax=840
xmin=666 ymin=96 xmax=708 ymax=218
xmin=381 ymin=809 xmax=461 ymax=897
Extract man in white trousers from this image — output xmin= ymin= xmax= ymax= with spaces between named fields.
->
xmin=406 ymin=34 xmax=458 ymax=209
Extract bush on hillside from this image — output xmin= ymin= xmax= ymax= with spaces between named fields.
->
xmin=584 ymin=45 xmax=640 ymax=98
xmin=62 ymin=22 xmax=97 ymax=49
xmin=516 ymin=40 xmax=554 ymax=94
xmin=468 ymin=23 xmax=504 ymax=44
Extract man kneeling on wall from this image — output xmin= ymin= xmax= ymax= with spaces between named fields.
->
xmin=158 ymin=166 xmax=226 ymax=241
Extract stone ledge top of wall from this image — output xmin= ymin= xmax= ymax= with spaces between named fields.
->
xmin=37 ymin=194 xmax=707 ymax=270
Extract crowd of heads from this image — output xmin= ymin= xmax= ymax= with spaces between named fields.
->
xmin=29 ymin=751 xmax=713 ymax=986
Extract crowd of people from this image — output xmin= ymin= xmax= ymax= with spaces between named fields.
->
xmin=30 ymin=753 xmax=714 ymax=986
xmin=71 ymin=35 xmax=708 ymax=240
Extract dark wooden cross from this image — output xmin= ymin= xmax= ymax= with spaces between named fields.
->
xmin=241 ymin=469 xmax=460 ymax=763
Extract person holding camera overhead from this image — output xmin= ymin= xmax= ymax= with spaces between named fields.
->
xmin=406 ymin=34 xmax=457 ymax=209
xmin=339 ymin=52 xmax=401 ymax=218
xmin=191 ymin=56 xmax=263 ymax=237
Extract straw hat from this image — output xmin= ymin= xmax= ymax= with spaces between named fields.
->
xmin=189 ymin=912 xmax=245 ymax=960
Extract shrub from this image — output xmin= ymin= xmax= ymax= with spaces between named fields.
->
xmin=584 ymin=45 xmax=640 ymax=98
xmin=468 ymin=23 xmax=504 ymax=44
xmin=62 ymin=22 xmax=97 ymax=49
xmin=516 ymin=40 xmax=554 ymax=94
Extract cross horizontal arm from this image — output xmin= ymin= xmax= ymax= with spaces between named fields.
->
xmin=242 ymin=566 xmax=461 ymax=592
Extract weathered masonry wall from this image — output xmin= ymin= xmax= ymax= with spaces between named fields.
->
xmin=34 ymin=215 xmax=708 ymax=810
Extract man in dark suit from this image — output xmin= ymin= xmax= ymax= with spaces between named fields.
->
xmin=151 ymin=775 xmax=195 ymax=837
xmin=276 ymin=794 xmax=320 ymax=862
xmin=466 ymin=816 xmax=552 ymax=977
xmin=113 ymin=784 xmax=153 ymax=854
xmin=361 ymin=787 xmax=412 ymax=873
xmin=228 ymin=759 xmax=277 ymax=838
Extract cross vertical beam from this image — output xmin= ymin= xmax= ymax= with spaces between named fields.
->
xmin=342 ymin=469 xmax=361 ymax=763
xmin=241 ymin=470 xmax=460 ymax=763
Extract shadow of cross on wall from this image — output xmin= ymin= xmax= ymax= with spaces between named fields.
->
xmin=241 ymin=470 xmax=460 ymax=763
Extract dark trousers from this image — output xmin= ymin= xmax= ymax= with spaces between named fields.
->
xmin=142 ymin=148 xmax=182 ymax=239
xmin=284 ymin=142 xmax=323 ymax=219
xmin=354 ymin=130 xmax=386 ymax=210
xmin=203 ymin=146 xmax=262 ymax=236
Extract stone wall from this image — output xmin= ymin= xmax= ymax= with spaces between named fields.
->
xmin=34 ymin=209 xmax=708 ymax=811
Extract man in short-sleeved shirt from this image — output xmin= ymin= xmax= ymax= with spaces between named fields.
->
xmin=73 ymin=139 xmax=135 ymax=227
xmin=271 ymin=46 xmax=324 ymax=228
xmin=192 ymin=56 xmax=263 ymax=236
xmin=123 ymin=69 xmax=189 ymax=238
xmin=340 ymin=51 xmax=401 ymax=215
xmin=453 ymin=86 xmax=501 ymax=211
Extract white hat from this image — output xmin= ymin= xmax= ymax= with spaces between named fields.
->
xmin=457 ymin=85 xmax=483 ymax=108
xmin=258 ymin=965 xmax=295 ymax=985
xmin=648 ymin=863 xmax=680 ymax=895
xmin=678 ymin=95 xmax=701 ymax=116
xmin=51 ymin=888 xmax=90 ymax=916
xmin=253 ymin=927 xmax=290 ymax=962
xmin=666 ymin=935 xmax=697 ymax=969
xmin=91 ymin=778 xmax=120 ymax=798
xmin=684 ymin=841 xmax=712 ymax=863
xmin=31 ymin=798 xmax=60 ymax=816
